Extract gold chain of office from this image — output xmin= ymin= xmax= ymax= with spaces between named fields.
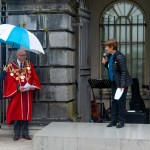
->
xmin=8 ymin=61 xmax=31 ymax=82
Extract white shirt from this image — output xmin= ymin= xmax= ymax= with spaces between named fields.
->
xmin=17 ymin=59 xmax=24 ymax=69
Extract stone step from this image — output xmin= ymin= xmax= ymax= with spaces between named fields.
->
xmin=33 ymin=122 xmax=150 ymax=150
xmin=0 ymin=124 xmax=44 ymax=136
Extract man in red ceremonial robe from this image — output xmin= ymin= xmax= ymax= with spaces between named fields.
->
xmin=3 ymin=49 xmax=41 ymax=141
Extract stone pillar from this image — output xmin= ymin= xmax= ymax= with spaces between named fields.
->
xmin=5 ymin=0 xmax=77 ymax=123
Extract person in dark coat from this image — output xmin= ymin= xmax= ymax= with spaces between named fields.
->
xmin=102 ymin=39 xmax=132 ymax=128
xmin=0 ymin=66 xmax=8 ymax=99
xmin=0 ymin=66 xmax=8 ymax=128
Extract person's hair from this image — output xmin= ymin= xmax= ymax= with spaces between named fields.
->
xmin=105 ymin=39 xmax=118 ymax=50
xmin=16 ymin=49 xmax=26 ymax=54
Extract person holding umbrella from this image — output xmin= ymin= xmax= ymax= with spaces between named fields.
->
xmin=0 ymin=24 xmax=44 ymax=140
xmin=3 ymin=49 xmax=41 ymax=141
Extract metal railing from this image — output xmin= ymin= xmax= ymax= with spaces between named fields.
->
xmin=0 ymin=1 xmax=8 ymax=125
xmin=0 ymin=98 xmax=8 ymax=124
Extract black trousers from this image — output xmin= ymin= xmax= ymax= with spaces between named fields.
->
xmin=111 ymin=82 xmax=128 ymax=124
xmin=14 ymin=120 xmax=29 ymax=136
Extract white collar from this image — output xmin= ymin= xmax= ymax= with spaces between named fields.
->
xmin=17 ymin=59 xmax=24 ymax=64
xmin=17 ymin=59 xmax=24 ymax=68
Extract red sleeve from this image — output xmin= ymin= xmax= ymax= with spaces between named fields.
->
xmin=30 ymin=62 xmax=41 ymax=90
xmin=3 ymin=67 xmax=18 ymax=98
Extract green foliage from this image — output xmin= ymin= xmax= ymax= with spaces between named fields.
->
xmin=22 ymin=21 xmax=27 ymax=28
xmin=43 ymin=27 xmax=49 ymax=32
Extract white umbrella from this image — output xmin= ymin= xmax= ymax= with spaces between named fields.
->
xmin=0 ymin=24 xmax=45 ymax=54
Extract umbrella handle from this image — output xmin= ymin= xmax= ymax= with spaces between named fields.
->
xmin=6 ymin=50 xmax=12 ymax=66
xmin=6 ymin=43 xmax=14 ymax=66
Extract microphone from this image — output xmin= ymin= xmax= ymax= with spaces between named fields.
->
xmin=103 ymin=52 xmax=107 ymax=58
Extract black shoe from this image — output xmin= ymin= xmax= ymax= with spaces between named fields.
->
xmin=22 ymin=135 xmax=32 ymax=140
xmin=107 ymin=122 xmax=117 ymax=127
xmin=116 ymin=123 xmax=124 ymax=128
xmin=13 ymin=135 xmax=20 ymax=141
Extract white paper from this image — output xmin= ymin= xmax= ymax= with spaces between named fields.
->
xmin=114 ymin=88 xmax=124 ymax=100
xmin=22 ymin=83 xmax=37 ymax=92
xmin=127 ymin=110 xmax=136 ymax=113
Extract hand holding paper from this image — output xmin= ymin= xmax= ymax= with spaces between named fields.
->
xmin=22 ymin=83 xmax=37 ymax=92
xmin=114 ymin=88 xmax=124 ymax=100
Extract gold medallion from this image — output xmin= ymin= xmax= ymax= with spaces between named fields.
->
xmin=27 ymin=67 xmax=31 ymax=70
xmin=16 ymin=77 xmax=19 ymax=80
xmin=20 ymin=76 xmax=25 ymax=79
xmin=10 ymin=73 xmax=14 ymax=76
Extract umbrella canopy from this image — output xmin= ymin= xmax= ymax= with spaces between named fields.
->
xmin=0 ymin=24 xmax=45 ymax=54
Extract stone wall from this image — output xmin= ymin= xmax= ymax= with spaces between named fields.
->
xmin=5 ymin=0 xmax=77 ymax=122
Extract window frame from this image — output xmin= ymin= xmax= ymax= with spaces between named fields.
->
xmin=99 ymin=1 xmax=146 ymax=86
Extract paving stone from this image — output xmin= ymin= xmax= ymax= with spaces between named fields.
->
xmin=0 ymin=135 xmax=33 ymax=150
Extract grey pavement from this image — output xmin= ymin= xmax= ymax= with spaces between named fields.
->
xmin=0 ymin=135 xmax=33 ymax=150
xmin=0 ymin=124 xmax=43 ymax=150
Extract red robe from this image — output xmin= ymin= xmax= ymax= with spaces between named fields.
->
xmin=3 ymin=61 xmax=41 ymax=125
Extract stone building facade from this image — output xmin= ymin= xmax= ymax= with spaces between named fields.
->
xmin=1 ymin=0 xmax=150 ymax=124
xmin=1 ymin=0 xmax=91 ymax=124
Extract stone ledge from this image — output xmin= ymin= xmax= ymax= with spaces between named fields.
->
xmin=33 ymin=122 xmax=150 ymax=150
xmin=7 ymin=3 xmax=76 ymax=14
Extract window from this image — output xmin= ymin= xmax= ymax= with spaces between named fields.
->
xmin=100 ymin=1 xmax=146 ymax=86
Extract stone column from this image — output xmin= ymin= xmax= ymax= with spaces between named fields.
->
xmin=5 ymin=0 xmax=77 ymax=123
